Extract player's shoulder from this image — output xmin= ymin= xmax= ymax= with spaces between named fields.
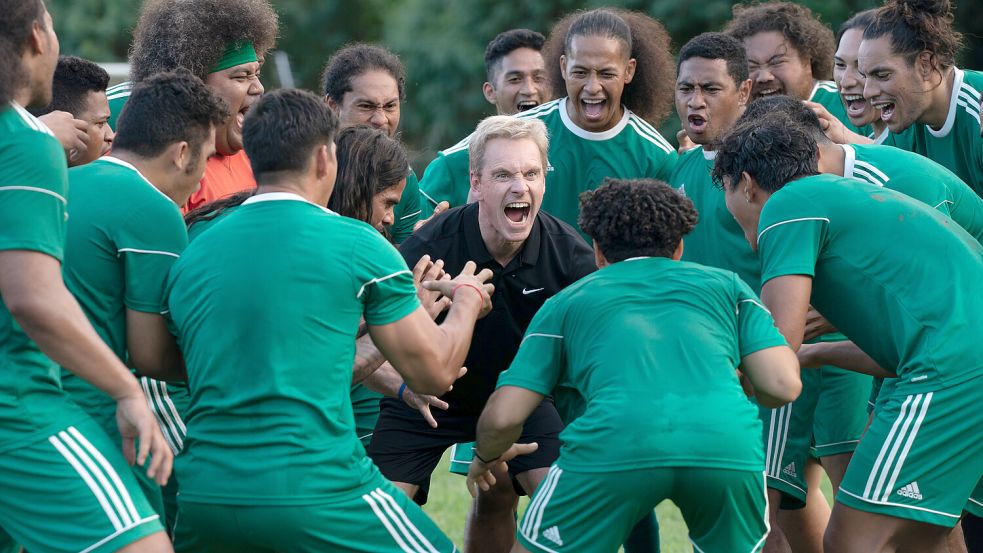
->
xmin=0 ymin=103 xmax=59 ymax=148
xmin=437 ymin=132 xmax=474 ymax=157
xmin=955 ymin=69 xmax=982 ymax=128
xmin=536 ymin=209 xmax=587 ymax=242
xmin=623 ymin=110 xmax=675 ymax=156
xmin=515 ymin=98 xmax=564 ymax=123
xmin=811 ymin=80 xmax=840 ymax=99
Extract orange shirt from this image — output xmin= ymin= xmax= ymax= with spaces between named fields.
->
xmin=183 ymin=149 xmax=257 ymax=214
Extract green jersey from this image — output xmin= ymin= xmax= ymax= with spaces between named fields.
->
xmin=419 ymin=98 xmax=678 ymax=235
xmin=883 ymin=68 xmax=983 ymax=196
xmin=670 ymin=146 xmax=760 ymax=290
xmin=842 ymin=143 xmax=983 ymax=243
xmin=60 ymin=156 xmax=187 ymax=444
xmin=106 ymin=81 xmax=132 ymax=131
xmin=758 ymin=174 xmax=983 ymax=390
xmin=810 ymin=80 xmax=871 ymax=136
xmin=0 ymin=102 xmax=87 ymax=449
xmin=498 ymin=257 xmax=787 ymax=472
xmin=166 ymin=192 xmax=420 ymax=504
xmin=390 ymin=169 xmax=422 ymax=244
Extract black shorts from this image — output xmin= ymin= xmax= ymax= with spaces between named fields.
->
xmin=366 ymin=397 xmax=563 ymax=504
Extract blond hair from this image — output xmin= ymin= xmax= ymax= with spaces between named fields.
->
xmin=469 ymin=115 xmax=549 ymax=175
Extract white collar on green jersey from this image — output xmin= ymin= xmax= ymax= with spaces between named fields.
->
xmin=242 ymin=191 xmax=336 ymax=215
xmin=98 ymin=155 xmax=174 ymax=204
xmin=927 ymin=67 xmax=964 ymax=138
xmin=623 ymin=256 xmax=653 ymax=262
xmin=702 ymin=147 xmax=716 ymax=161
xmin=558 ymin=97 xmax=630 ymax=141
xmin=840 ymin=144 xmax=856 ymax=178
xmin=871 ymin=127 xmax=890 ymax=144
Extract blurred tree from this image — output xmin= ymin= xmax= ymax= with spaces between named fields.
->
xmin=45 ymin=0 xmax=983 ymax=171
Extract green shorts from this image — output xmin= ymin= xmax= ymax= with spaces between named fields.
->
xmin=838 ymin=376 xmax=983 ymax=527
xmin=351 ymin=383 xmax=383 ymax=446
xmin=811 ymin=366 xmax=872 ymax=458
xmin=173 ymin=475 xmax=457 ymax=552
xmin=0 ymin=418 xmax=164 ymax=552
xmin=761 ymin=368 xmax=818 ymax=508
xmin=448 ymin=442 xmax=474 ymax=476
xmin=516 ymin=464 xmax=767 ymax=553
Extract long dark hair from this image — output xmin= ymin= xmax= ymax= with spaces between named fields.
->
xmin=864 ymin=0 xmax=962 ymax=70
xmin=327 ymin=125 xmax=409 ymax=224
xmin=0 ymin=0 xmax=46 ymax=105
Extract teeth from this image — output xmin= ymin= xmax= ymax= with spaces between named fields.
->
xmin=506 ymin=202 xmax=529 ymax=209
xmin=844 ymin=94 xmax=863 ymax=101
xmin=583 ymin=99 xmax=604 ymax=104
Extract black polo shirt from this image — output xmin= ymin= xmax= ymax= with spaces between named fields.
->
xmin=399 ymin=203 xmax=596 ymax=414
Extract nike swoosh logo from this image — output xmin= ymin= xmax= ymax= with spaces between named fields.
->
xmin=522 ymin=287 xmax=545 ymax=295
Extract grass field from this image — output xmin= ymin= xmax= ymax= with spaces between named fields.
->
xmin=422 ymin=450 xmax=835 ymax=553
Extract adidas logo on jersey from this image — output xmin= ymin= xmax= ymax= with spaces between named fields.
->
xmin=543 ymin=526 xmax=564 ymax=546
xmin=897 ymin=482 xmax=923 ymax=500
xmin=782 ymin=462 xmax=797 ymax=478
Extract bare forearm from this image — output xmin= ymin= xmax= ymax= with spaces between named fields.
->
xmin=430 ymin=292 xmax=483 ymax=378
xmin=475 ymin=412 xmax=524 ymax=462
xmin=17 ymin=289 xmax=141 ymax=399
xmin=799 ymin=341 xmax=894 ymax=378
xmin=351 ymin=334 xmax=387 ymax=384
xmin=361 ymin=363 xmax=403 ymax=396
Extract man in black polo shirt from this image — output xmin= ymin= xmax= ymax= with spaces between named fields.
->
xmin=367 ymin=115 xmax=595 ymax=552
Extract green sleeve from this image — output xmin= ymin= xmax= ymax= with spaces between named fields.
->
xmin=734 ymin=276 xmax=788 ymax=358
xmin=654 ymin=149 xmax=679 ymax=182
xmin=497 ymin=297 xmax=566 ymax=395
xmin=0 ymin=135 xmax=69 ymax=259
xmin=353 ymin=226 xmax=420 ymax=325
xmin=391 ymin=169 xmax=423 ymax=244
xmin=121 ymin=201 xmax=188 ymax=313
xmin=420 ymin=148 xmax=471 ymax=208
xmin=758 ymin=190 xmax=828 ymax=286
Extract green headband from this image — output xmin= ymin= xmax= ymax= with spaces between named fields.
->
xmin=211 ymin=42 xmax=259 ymax=73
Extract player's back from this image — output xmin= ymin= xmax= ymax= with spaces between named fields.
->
xmin=759 ymin=174 xmax=983 ymax=389
xmin=846 ymin=143 xmax=983 ymax=243
xmin=166 ymin=194 xmax=416 ymax=503
xmin=527 ymin=257 xmax=778 ymax=473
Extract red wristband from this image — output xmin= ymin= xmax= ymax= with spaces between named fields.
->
xmin=452 ymin=283 xmax=485 ymax=301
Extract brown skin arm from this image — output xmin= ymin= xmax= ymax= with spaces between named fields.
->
xmin=468 ymin=386 xmax=543 ymax=497
xmin=0 ymin=250 xmax=172 ymax=484
xmin=126 ymin=310 xmax=186 ymax=382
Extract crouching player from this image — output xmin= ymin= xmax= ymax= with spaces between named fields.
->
xmin=470 ymin=179 xmax=802 ymax=552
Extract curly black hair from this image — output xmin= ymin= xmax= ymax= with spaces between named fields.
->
xmin=129 ymin=0 xmax=279 ymax=83
xmin=724 ymin=2 xmax=835 ymax=81
xmin=114 ymin=68 xmax=229 ymax=159
xmin=543 ymin=8 xmax=675 ymax=127
xmin=579 ymin=178 xmax=698 ymax=262
xmin=678 ymin=32 xmax=749 ymax=86
xmin=321 ymin=43 xmax=406 ymax=102
xmin=741 ymin=95 xmax=828 ymax=143
xmin=0 ymin=0 xmax=46 ymax=105
xmin=865 ymin=0 xmax=962 ymax=70
xmin=31 ymin=56 xmax=110 ymax=117
xmin=484 ymin=29 xmax=546 ymax=82
xmin=712 ymin=114 xmax=819 ymax=193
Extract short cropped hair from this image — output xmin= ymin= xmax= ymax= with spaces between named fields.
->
xmin=579 ymin=179 xmax=698 ymax=262
xmin=678 ymin=33 xmax=749 ymax=85
xmin=129 ymin=0 xmax=278 ymax=82
xmin=468 ymin=115 xmax=548 ymax=175
xmin=484 ymin=29 xmax=546 ymax=82
xmin=321 ymin=43 xmax=406 ymax=102
xmin=741 ymin=95 xmax=828 ymax=142
xmin=724 ymin=2 xmax=835 ymax=80
xmin=243 ymin=88 xmax=339 ymax=181
xmin=712 ymin=115 xmax=820 ymax=193
xmin=31 ymin=56 xmax=110 ymax=117
xmin=113 ymin=69 xmax=228 ymax=159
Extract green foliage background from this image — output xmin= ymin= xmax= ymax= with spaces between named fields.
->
xmin=48 ymin=0 xmax=983 ymax=171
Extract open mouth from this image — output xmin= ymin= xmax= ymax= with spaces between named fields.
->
xmin=873 ymin=100 xmax=896 ymax=122
xmin=235 ymin=107 xmax=247 ymax=131
xmin=517 ymin=100 xmax=539 ymax=112
xmin=842 ymin=93 xmax=868 ymax=117
xmin=581 ymin=98 xmax=606 ymax=121
xmin=754 ymin=87 xmax=781 ymax=98
xmin=687 ymin=114 xmax=708 ymax=134
xmin=504 ymin=201 xmax=531 ymax=224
